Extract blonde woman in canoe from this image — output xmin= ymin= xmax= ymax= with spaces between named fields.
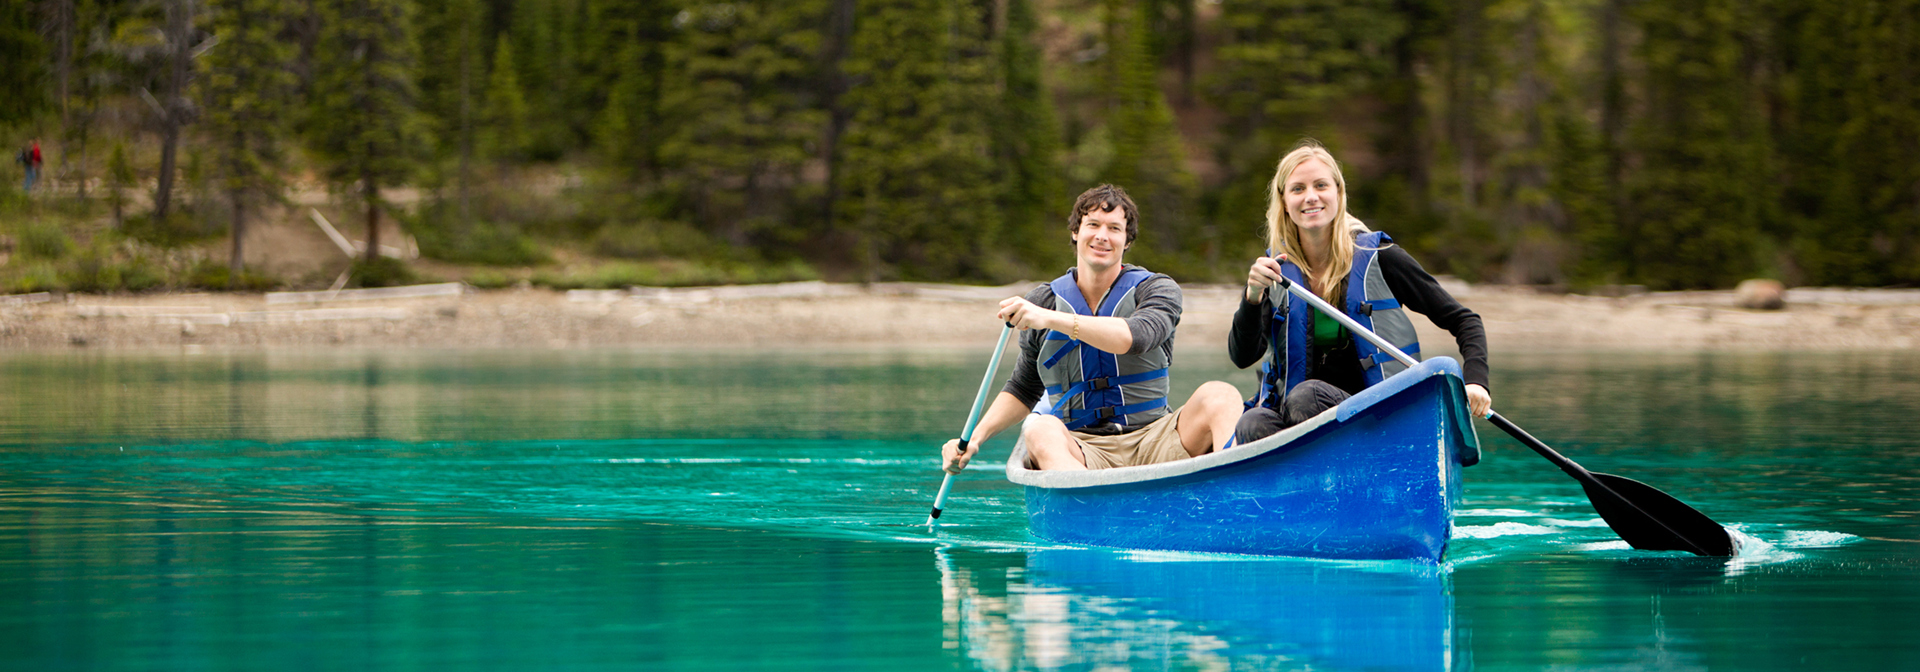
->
xmin=1230 ymin=140 xmax=1493 ymax=444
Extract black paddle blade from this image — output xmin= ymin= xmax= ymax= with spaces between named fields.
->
xmin=1582 ymin=472 xmax=1734 ymax=557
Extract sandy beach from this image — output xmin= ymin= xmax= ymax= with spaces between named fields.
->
xmin=2 ymin=281 xmax=1917 ymax=353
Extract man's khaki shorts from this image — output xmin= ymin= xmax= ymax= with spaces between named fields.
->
xmin=1025 ymin=406 xmax=1194 ymax=470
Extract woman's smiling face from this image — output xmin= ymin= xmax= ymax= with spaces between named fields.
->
xmin=1283 ymin=158 xmax=1340 ymax=234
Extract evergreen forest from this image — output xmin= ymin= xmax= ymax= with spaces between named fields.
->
xmin=2 ymin=0 xmax=1916 ymax=292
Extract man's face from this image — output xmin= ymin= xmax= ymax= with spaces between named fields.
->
xmin=1072 ymin=206 xmax=1129 ymax=272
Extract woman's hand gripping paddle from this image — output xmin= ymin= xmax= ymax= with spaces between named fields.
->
xmin=1274 ymin=277 xmax=1734 ymax=556
xmin=928 ymin=323 xmax=1015 ymax=527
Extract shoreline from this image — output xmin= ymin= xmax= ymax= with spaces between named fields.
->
xmin=2 ymin=281 xmax=1917 ymax=353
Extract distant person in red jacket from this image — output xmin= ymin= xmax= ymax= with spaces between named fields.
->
xmin=21 ymin=139 xmax=43 ymax=192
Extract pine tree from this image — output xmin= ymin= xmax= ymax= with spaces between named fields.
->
xmin=306 ymin=0 xmax=426 ymax=264
xmin=202 ymin=0 xmax=297 ymax=278
xmin=659 ymin=1 xmax=831 ymax=248
xmin=49 ymin=0 xmax=135 ymax=204
xmin=1783 ymin=0 xmax=1920 ymax=286
xmin=594 ymin=38 xmax=644 ymax=174
xmin=481 ymin=34 xmax=531 ymax=161
xmin=1622 ymin=0 xmax=1772 ymax=289
xmin=107 ymin=141 xmax=134 ymax=227
xmin=1102 ymin=0 xmax=1199 ymax=264
xmin=1553 ymin=100 xmax=1618 ymax=286
xmin=588 ymin=0 xmax=673 ymax=181
xmin=837 ymin=0 xmax=1004 ymax=280
xmin=414 ymin=0 xmax=486 ymax=221
xmin=1484 ymin=0 xmax=1571 ymax=285
xmin=1370 ymin=0 xmax=1444 ymax=244
xmin=152 ymin=0 xmax=203 ymax=220
xmin=1209 ymin=0 xmax=1405 ymax=263
xmin=511 ymin=0 xmax=573 ymax=159
xmin=991 ymin=0 xmax=1069 ymax=273
xmin=0 ymin=2 xmax=50 ymax=130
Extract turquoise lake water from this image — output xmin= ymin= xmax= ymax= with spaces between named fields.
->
xmin=2 ymin=348 xmax=1916 ymax=670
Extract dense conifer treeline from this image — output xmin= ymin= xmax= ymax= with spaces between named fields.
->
xmin=3 ymin=0 xmax=1916 ymax=289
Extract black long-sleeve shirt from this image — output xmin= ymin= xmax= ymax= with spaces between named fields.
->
xmin=1228 ymin=246 xmax=1489 ymax=394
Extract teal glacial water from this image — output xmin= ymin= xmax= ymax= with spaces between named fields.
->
xmin=2 ymin=348 xmax=1916 ymax=670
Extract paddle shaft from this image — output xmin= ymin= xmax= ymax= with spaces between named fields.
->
xmin=1273 ymin=276 xmax=1726 ymax=556
xmin=1275 ymin=278 xmax=1587 ymax=474
xmin=928 ymin=323 xmax=1015 ymax=525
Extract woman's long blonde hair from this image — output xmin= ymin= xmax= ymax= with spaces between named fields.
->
xmin=1264 ymin=140 xmax=1370 ymax=303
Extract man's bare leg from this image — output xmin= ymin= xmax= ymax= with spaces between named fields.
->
xmin=1022 ymin=414 xmax=1089 ymax=471
xmin=1176 ymin=381 xmax=1246 ymax=456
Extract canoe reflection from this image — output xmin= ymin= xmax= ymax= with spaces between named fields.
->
xmin=939 ymin=546 xmax=1457 ymax=671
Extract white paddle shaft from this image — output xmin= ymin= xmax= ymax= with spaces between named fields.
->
xmin=928 ymin=323 xmax=1015 ymax=525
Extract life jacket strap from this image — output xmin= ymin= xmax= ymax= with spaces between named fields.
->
xmin=1041 ymin=334 xmax=1079 ymax=369
xmin=1358 ymin=344 xmax=1420 ymax=370
xmin=1061 ymin=397 xmax=1170 ymax=431
xmin=1044 ymin=368 xmax=1168 ymax=399
xmin=1355 ymin=298 xmax=1401 ymax=317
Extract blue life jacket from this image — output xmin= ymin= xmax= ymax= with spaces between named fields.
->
xmin=1037 ymin=267 xmax=1173 ymax=431
xmin=1250 ymin=231 xmax=1422 ymax=410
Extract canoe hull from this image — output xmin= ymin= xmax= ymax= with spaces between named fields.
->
xmin=1010 ymin=358 xmax=1477 ymax=562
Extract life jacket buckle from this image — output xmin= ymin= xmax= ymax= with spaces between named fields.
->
xmin=1086 ymin=376 xmax=1112 ymax=391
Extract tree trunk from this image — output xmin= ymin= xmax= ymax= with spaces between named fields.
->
xmin=72 ymin=117 xmax=87 ymax=200
xmin=364 ymin=178 xmax=380 ymax=263
xmin=1599 ymin=0 xmax=1628 ymax=260
xmin=458 ymin=12 xmax=473 ymax=228
xmin=45 ymin=0 xmax=74 ymax=195
xmin=45 ymin=0 xmax=73 ymax=121
xmin=1447 ymin=0 xmax=1481 ymax=209
xmin=1505 ymin=0 xmax=1558 ymax=285
xmin=229 ymin=192 xmax=245 ymax=283
xmin=1176 ymin=0 xmax=1196 ymax=104
xmin=153 ymin=0 xmax=193 ymax=220
xmin=1386 ymin=0 xmax=1431 ymax=205
xmin=360 ymin=6 xmax=381 ymax=266
xmin=155 ymin=124 xmax=180 ymax=219
xmin=819 ymin=0 xmax=855 ymax=231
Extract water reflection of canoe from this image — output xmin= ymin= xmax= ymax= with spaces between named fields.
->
xmin=1023 ymin=547 xmax=1454 ymax=670
xmin=1008 ymin=357 xmax=1481 ymax=562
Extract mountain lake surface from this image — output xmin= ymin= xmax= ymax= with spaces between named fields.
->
xmin=2 ymin=347 xmax=1915 ymax=670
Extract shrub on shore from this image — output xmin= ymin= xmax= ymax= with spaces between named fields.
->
xmin=351 ymin=257 xmax=428 ymax=288
xmin=20 ymin=221 xmax=74 ymax=259
xmin=530 ymin=258 xmax=817 ymax=290
xmin=184 ymin=260 xmax=278 ymax=291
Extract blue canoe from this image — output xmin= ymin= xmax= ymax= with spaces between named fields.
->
xmin=1007 ymin=357 xmax=1482 ymax=562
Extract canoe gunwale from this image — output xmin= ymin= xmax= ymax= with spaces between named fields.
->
xmin=1005 ymin=357 xmax=1467 ymax=490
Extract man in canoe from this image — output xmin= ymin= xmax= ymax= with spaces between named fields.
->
xmin=942 ymin=184 xmax=1245 ymax=472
